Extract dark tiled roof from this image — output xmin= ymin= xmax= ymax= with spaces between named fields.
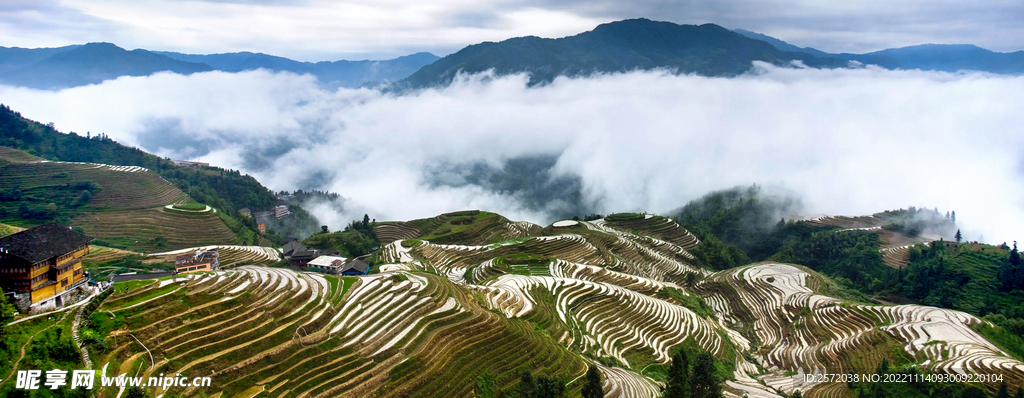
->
xmin=290 ymin=250 xmax=318 ymax=261
xmin=340 ymin=259 xmax=370 ymax=274
xmin=0 ymin=223 xmax=92 ymax=263
xmin=282 ymin=240 xmax=307 ymax=257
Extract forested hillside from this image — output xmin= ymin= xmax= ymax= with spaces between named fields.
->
xmin=402 ymin=18 xmax=846 ymax=87
xmin=0 ymin=104 xmax=321 ymax=246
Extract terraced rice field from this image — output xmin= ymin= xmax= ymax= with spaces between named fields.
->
xmin=97 ymin=267 xmax=586 ymax=398
xmin=82 ymin=244 xmax=139 ymax=264
xmin=374 ymin=211 xmax=543 ymax=246
xmin=694 ymin=262 xmax=1024 ymax=396
xmin=1 ymin=146 xmax=242 ymax=253
xmin=0 ymin=221 xmax=25 ymax=237
xmin=880 ymin=244 xmax=912 ymax=268
xmin=802 ymin=215 xmax=935 ymax=271
xmin=0 ymin=157 xmax=186 ymax=210
xmin=73 ymin=208 xmax=240 ymax=252
xmin=148 ymin=245 xmax=282 ymax=267
xmin=91 ymin=212 xmax=1024 ymax=398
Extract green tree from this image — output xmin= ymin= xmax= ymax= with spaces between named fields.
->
xmin=475 ymin=372 xmax=498 ymax=398
xmin=126 ymin=386 xmax=150 ymax=398
xmin=517 ymin=370 xmax=537 ymax=398
xmin=959 ymin=386 xmax=987 ymax=398
xmin=1014 ymin=386 xmax=1023 ymax=398
xmin=997 ymin=381 xmax=1010 ymax=398
xmin=663 ymin=349 xmax=690 ymax=398
xmin=582 ymin=366 xmax=603 ymax=398
xmin=0 ymin=288 xmax=16 ymax=347
xmin=791 ymin=391 xmax=803 ymax=398
xmin=536 ymin=375 xmax=565 ymax=398
xmin=691 ymin=352 xmax=722 ymax=398
xmin=875 ymin=357 xmax=889 ymax=375
xmin=955 ymin=229 xmax=962 ymax=243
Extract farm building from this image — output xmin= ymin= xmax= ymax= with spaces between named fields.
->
xmin=175 ymin=248 xmax=219 ymax=274
xmin=282 ymin=239 xmax=307 ymax=257
xmin=339 ymin=258 xmax=370 ymax=275
xmin=0 ymin=223 xmax=92 ymax=311
xmin=305 ymin=255 xmax=370 ymax=275
xmin=289 ymin=249 xmax=319 ymax=266
xmin=306 ymin=255 xmax=347 ymax=273
xmin=274 ymin=205 xmax=291 ymax=219
xmin=239 ymin=208 xmax=252 ymax=218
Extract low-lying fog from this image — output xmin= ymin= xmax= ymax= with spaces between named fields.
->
xmin=2 ymin=63 xmax=1022 ymax=243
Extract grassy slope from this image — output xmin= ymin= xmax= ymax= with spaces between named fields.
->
xmin=0 ymin=145 xmax=240 ymax=252
xmin=0 ymin=104 xmax=294 ymax=246
xmin=377 ymin=210 xmax=539 ymax=247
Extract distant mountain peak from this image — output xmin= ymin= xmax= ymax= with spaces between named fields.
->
xmin=401 ymin=18 xmax=844 ymax=88
xmin=0 ymin=42 xmax=212 ymax=89
xmin=82 ymin=42 xmax=121 ymax=48
xmin=734 ymin=28 xmax=1024 ymax=73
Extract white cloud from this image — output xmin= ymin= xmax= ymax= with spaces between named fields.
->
xmin=1 ymin=65 xmax=1022 ymax=243
xmin=4 ymin=1 xmax=1022 ymax=58
xmin=0 ymin=0 xmax=608 ymax=60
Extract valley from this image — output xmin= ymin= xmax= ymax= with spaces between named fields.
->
xmin=26 ymin=212 xmax=1018 ymax=398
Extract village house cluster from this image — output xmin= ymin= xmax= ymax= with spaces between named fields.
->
xmin=282 ymin=239 xmax=369 ymax=275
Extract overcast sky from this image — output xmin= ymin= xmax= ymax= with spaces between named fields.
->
xmin=2 ymin=0 xmax=1022 ymax=61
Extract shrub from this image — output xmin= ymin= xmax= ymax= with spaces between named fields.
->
xmin=172 ymin=202 xmax=208 ymax=211
xmin=606 ymin=213 xmax=644 ymax=222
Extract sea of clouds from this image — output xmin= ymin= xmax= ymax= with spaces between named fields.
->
xmin=1 ymin=63 xmax=1022 ymax=243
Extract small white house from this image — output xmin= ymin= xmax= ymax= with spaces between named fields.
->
xmin=306 ymin=255 xmax=347 ymax=273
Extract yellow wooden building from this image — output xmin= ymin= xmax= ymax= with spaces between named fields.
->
xmin=0 ymin=223 xmax=92 ymax=309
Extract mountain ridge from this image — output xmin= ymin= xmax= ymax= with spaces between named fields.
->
xmin=156 ymin=50 xmax=440 ymax=88
xmin=0 ymin=42 xmax=213 ymax=89
xmin=401 ymin=18 xmax=848 ymax=87
xmin=3 ymin=19 xmax=1023 ymax=91
xmin=732 ymin=29 xmax=1024 ymax=74
xmin=0 ymin=42 xmax=439 ymax=90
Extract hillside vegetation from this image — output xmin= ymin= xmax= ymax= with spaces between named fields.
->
xmin=4 ymin=210 xmax=1023 ymax=398
xmin=0 ymin=103 xmax=322 ymax=246
xmin=0 ymin=42 xmax=212 ymax=89
xmin=0 ymin=145 xmax=240 ymax=252
xmin=402 ymin=18 xmax=846 ymax=87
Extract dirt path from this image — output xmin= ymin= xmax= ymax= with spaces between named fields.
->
xmin=0 ymin=311 xmax=71 ymax=386
xmin=72 ymin=300 xmax=94 ymax=369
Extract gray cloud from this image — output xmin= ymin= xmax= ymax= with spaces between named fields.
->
xmin=0 ymin=0 xmax=130 ymax=48
xmin=522 ymin=0 xmax=1024 ymax=53
xmin=1 ymin=66 xmax=1022 ymax=244
xmin=2 ymin=1 xmax=1021 ymax=60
